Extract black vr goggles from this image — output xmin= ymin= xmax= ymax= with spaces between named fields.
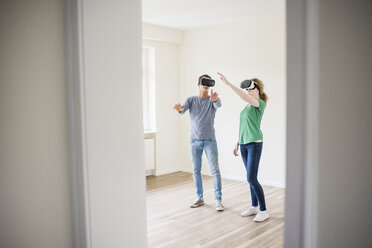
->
xmin=199 ymin=78 xmax=215 ymax=87
xmin=240 ymin=80 xmax=259 ymax=90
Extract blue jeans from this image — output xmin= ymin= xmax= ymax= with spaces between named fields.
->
xmin=190 ymin=139 xmax=222 ymax=201
xmin=240 ymin=142 xmax=266 ymax=211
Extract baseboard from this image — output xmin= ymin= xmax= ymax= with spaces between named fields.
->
xmin=146 ymin=169 xmax=155 ymax=176
xmin=180 ymin=167 xmax=193 ymax=174
xmin=154 ymin=168 xmax=182 ymax=176
xmin=179 ymin=168 xmax=286 ymax=188
xmin=260 ymin=180 xmax=286 ymax=189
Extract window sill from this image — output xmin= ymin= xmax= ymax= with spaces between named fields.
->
xmin=144 ymin=131 xmax=157 ymax=139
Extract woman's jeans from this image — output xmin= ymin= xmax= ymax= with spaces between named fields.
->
xmin=240 ymin=142 xmax=266 ymax=211
xmin=190 ymin=139 xmax=222 ymax=201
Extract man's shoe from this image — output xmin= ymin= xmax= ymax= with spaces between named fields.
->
xmin=253 ymin=211 xmax=269 ymax=222
xmin=241 ymin=206 xmax=259 ymax=217
xmin=216 ymin=200 xmax=224 ymax=211
xmin=190 ymin=197 xmax=204 ymax=208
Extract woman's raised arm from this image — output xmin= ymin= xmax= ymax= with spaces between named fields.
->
xmin=217 ymin=72 xmax=259 ymax=107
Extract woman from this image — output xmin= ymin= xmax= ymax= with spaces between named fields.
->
xmin=218 ymin=72 xmax=269 ymax=222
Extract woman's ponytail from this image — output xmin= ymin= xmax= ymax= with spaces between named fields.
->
xmin=251 ymin=78 xmax=269 ymax=105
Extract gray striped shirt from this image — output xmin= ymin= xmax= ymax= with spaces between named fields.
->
xmin=179 ymin=96 xmax=221 ymax=140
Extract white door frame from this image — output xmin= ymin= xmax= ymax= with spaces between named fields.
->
xmin=65 ymin=0 xmax=319 ymax=247
xmin=65 ymin=0 xmax=147 ymax=247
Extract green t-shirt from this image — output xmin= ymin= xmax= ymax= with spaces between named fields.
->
xmin=239 ymin=99 xmax=265 ymax=145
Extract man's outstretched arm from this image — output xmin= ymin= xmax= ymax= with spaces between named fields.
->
xmin=173 ymin=97 xmax=190 ymax=114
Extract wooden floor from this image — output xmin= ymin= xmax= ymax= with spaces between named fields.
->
xmin=146 ymin=172 xmax=285 ymax=248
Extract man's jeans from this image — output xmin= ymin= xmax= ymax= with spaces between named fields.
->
xmin=190 ymin=139 xmax=222 ymax=201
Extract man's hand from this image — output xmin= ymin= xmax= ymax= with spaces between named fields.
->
xmin=210 ymin=89 xmax=218 ymax=102
xmin=173 ymin=103 xmax=184 ymax=112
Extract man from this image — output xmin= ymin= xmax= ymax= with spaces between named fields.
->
xmin=173 ymin=74 xmax=224 ymax=211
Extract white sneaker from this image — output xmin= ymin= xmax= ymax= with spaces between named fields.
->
xmin=253 ymin=211 xmax=269 ymax=222
xmin=190 ymin=197 xmax=204 ymax=208
xmin=216 ymin=201 xmax=224 ymax=211
xmin=241 ymin=206 xmax=259 ymax=217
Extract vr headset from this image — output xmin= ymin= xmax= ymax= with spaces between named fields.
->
xmin=199 ymin=77 xmax=215 ymax=87
xmin=240 ymin=80 xmax=259 ymax=90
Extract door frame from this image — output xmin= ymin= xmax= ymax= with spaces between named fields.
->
xmin=65 ymin=0 xmax=320 ymax=247
xmin=285 ymin=0 xmax=319 ymax=247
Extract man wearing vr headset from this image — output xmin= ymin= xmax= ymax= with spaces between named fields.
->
xmin=173 ymin=74 xmax=224 ymax=211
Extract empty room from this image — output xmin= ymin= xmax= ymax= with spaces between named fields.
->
xmin=141 ymin=0 xmax=286 ymax=247
xmin=2 ymin=0 xmax=371 ymax=248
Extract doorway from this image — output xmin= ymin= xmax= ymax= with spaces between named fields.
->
xmin=141 ymin=1 xmax=287 ymax=247
xmin=65 ymin=0 xmax=318 ymax=247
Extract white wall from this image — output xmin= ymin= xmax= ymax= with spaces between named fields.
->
xmin=0 ymin=1 xmax=72 ymax=247
xmin=78 ymin=0 xmax=148 ymax=247
xmin=178 ymin=12 xmax=286 ymax=188
xmin=317 ymin=1 xmax=372 ymax=247
xmin=143 ymin=25 xmax=183 ymax=175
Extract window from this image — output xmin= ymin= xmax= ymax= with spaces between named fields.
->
xmin=142 ymin=47 xmax=156 ymax=132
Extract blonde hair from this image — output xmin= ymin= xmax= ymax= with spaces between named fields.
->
xmin=251 ymin=78 xmax=269 ymax=105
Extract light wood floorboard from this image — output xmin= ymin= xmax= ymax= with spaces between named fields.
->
xmin=146 ymin=172 xmax=285 ymax=248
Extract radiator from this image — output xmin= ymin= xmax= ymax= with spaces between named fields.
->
xmin=144 ymin=132 xmax=156 ymax=176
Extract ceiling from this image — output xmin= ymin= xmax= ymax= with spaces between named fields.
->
xmin=142 ymin=0 xmax=283 ymax=30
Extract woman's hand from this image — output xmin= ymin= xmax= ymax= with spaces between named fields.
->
xmin=217 ymin=72 xmax=231 ymax=86
xmin=173 ymin=103 xmax=184 ymax=112
xmin=233 ymin=142 xmax=239 ymax=156
xmin=218 ymin=72 xmax=260 ymax=107
xmin=210 ymin=89 xmax=218 ymax=102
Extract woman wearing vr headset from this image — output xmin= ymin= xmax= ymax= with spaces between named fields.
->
xmin=217 ymin=72 xmax=269 ymax=222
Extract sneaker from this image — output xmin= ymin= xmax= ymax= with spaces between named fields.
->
xmin=241 ymin=206 xmax=259 ymax=217
xmin=253 ymin=211 xmax=269 ymax=222
xmin=216 ymin=201 xmax=224 ymax=211
xmin=190 ymin=197 xmax=204 ymax=208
